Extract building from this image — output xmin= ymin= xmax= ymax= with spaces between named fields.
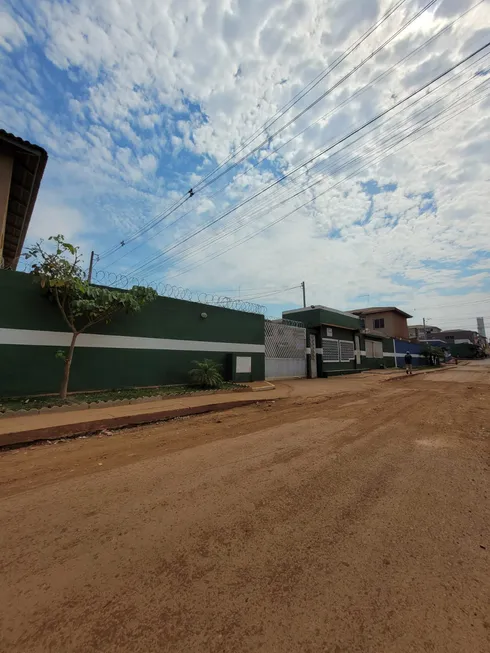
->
xmin=0 ymin=130 xmax=48 ymax=270
xmin=283 ymin=306 xmax=361 ymax=377
xmin=427 ymin=329 xmax=488 ymax=359
xmin=349 ymin=306 xmax=412 ymax=340
xmin=408 ymin=324 xmax=441 ymax=340
xmin=428 ymin=329 xmax=480 ymax=345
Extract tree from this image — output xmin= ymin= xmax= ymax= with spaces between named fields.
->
xmin=25 ymin=235 xmax=158 ymax=399
xmin=421 ymin=345 xmax=445 ymax=366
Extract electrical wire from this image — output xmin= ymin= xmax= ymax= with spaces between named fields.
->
xmin=194 ymin=0 xmax=438 ymax=195
xmin=101 ymin=0 xmax=483 ymax=269
xmin=142 ymin=76 xmax=489 ymax=281
xmin=413 ymin=298 xmax=490 ymax=310
xmin=128 ymin=44 xmax=490 ymax=278
xmin=192 ymin=0 xmax=411 ymax=193
xmin=162 ymin=83 xmax=490 ymax=282
xmin=217 ymin=285 xmax=302 ymax=302
xmin=132 ymin=47 xmax=489 ymax=277
xmin=99 ymin=0 xmax=418 ymax=260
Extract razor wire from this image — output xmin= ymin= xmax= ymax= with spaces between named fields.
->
xmin=91 ymin=269 xmax=266 ymax=314
xmin=1 ymin=262 xmax=266 ymax=314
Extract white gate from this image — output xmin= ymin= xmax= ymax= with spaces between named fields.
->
xmin=265 ymin=319 xmax=307 ymax=379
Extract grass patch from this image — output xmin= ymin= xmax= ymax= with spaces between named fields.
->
xmin=0 ymin=383 xmax=245 ymax=413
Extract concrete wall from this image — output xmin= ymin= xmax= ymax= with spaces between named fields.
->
xmin=0 ymin=271 xmax=265 ymax=396
xmin=362 ymin=311 xmax=409 ymax=340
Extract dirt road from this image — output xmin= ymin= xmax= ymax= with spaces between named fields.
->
xmin=1 ymin=363 xmax=489 ymax=652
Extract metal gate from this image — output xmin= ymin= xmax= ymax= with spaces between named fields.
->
xmin=265 ymin=319 xmax=307 ymax=379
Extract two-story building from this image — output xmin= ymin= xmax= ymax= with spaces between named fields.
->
xmin=349 ymin=306 xmax=412 ymax=340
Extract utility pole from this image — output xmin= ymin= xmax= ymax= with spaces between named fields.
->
xmin=301 ymin=281 xmax=306 ymax=308
xmin=422 ymin=317 xmax=432 ymax=341
xmin=88 ymin=251 xmax=95 ymax=284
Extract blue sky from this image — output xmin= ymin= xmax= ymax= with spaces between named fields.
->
xmin=1 ymin=0 xmax=489 ymax=330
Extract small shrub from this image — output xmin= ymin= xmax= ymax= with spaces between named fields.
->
xmin=189 ymin=359 xmax=224 ymax=389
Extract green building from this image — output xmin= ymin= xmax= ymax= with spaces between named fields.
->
xmin=283 ymin=306 xmax=395 ymax=377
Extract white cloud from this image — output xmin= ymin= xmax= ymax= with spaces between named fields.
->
xmin=0 ymin=11 xmax=25 ymax=52
xmin=0 ymin=0 xmax=489 ymax=328
xmin=27 ymin=192 xmax=89 ymax=249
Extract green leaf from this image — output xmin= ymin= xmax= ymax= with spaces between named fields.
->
xmin=189 ymin=359 xmax=224 ymax=388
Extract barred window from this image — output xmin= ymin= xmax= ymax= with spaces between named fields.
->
xmin=339 ymin=340 xmax=355 ymax=362
xmin=322 ymin=338 xmax=339 ymax=362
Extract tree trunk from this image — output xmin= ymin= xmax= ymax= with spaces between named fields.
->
xmin=60 ymin=332 xmax=79 ymax=399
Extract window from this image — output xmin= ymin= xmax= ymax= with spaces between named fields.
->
xmin=339 ymin=340 xmax=355 ymax=362
xmin=373 ymin=318 xmax=385 ymax=329
xmin=365 ymin=340 xmax=383 ymax=358
xmin=322 ymin=338 xmax=339 ymax=362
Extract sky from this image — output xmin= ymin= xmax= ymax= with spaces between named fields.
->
xmin=1 ymin=0 xmax=489 ymax=332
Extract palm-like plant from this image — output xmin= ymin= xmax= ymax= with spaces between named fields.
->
xmin=189 ymin=359 xmax=224 ymax=388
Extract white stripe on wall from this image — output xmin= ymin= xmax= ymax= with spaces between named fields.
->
xmin=384 ymin=352 xmax=424 ymax=359
xmin=0 ymin=328 xmax=265 ymax=354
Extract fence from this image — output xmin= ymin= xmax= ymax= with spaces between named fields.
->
xmin=1 ymin=261 xmax=266 ymax=315
xmin=264 ymin=319 xmax=307 ymax=379
xmin=0 ymin=269 xmax=266 ymax=396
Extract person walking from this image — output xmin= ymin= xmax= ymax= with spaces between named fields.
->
xmin=405 ymin=351 xmax=413 ymax=375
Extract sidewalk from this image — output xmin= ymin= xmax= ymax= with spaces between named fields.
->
xmin=0 ymin=387 xmax=285 ymax=448
xmin=0 ymin=366 xmax=457 ymax=448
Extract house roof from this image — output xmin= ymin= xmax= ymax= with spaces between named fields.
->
xmin=283 ymin=305 xmax=360 ymax=319
xmin=350 ymin=306 xmax=413 ymax=319
xmin=0 ymin=129 xmax=48 ymax=269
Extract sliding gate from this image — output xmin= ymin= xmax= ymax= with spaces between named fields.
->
xmin=265 ymin=319 xmax=307 ymax=379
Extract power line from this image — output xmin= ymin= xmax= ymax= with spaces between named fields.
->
xmin=101 ymin=1 xmax=483 ymax=270
xmin=192 ymin=0 xmax=411 ymax=194
xmin=130 ymin=47 xmax=490 ymax=279
xmin=152 ymin=84 xmax=489 ymax=283
xmin=221 ymin=285 xmax=302 ymax=302
xmin=99 ymin=0 xmax=418 ymax=260
xmin=132 ymin=44 xmax=489 ymax=277
xmin=161 ymin=81 xmax=490 ymax=281
xmin=413 ymin=298 xmax=490 ymax=310
xmin=194 ymin=0 xmax=437 ymax=195
xmin=168 ymin=70 xmax=488 ymax=278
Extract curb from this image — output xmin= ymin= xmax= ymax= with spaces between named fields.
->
xmin=0 ymin=387 xmax=249 ymax=420
xmin=384 ymin=365 xmax=454 ymax=382
xmin=250 ymin=381 xmax=276 ymax=392
xmin=0 ymin=398 xmax=272 ymax=449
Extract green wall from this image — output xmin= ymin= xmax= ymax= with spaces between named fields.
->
xmin=0 ymin=271 xmax=265 ymax=396
xmin=359 ymin=334 xmax=396 ymax=369
xmin=320 ymin=325 xmax=357 ymax=376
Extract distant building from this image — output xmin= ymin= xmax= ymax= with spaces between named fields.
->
xmin=427 ymin=329 xmax=488 ymax=358
xmin=0 ymin=129 xmax=48 ymax=270
xmin=408 ymin=324 xmax=441 ymax=340
xmin=428 ymin=329 xmax=481 ymax=345
xmin=349 ymin=306 xmax=412 ymax=340
xmin=477 ymin=317 xmax=486 ymax=338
